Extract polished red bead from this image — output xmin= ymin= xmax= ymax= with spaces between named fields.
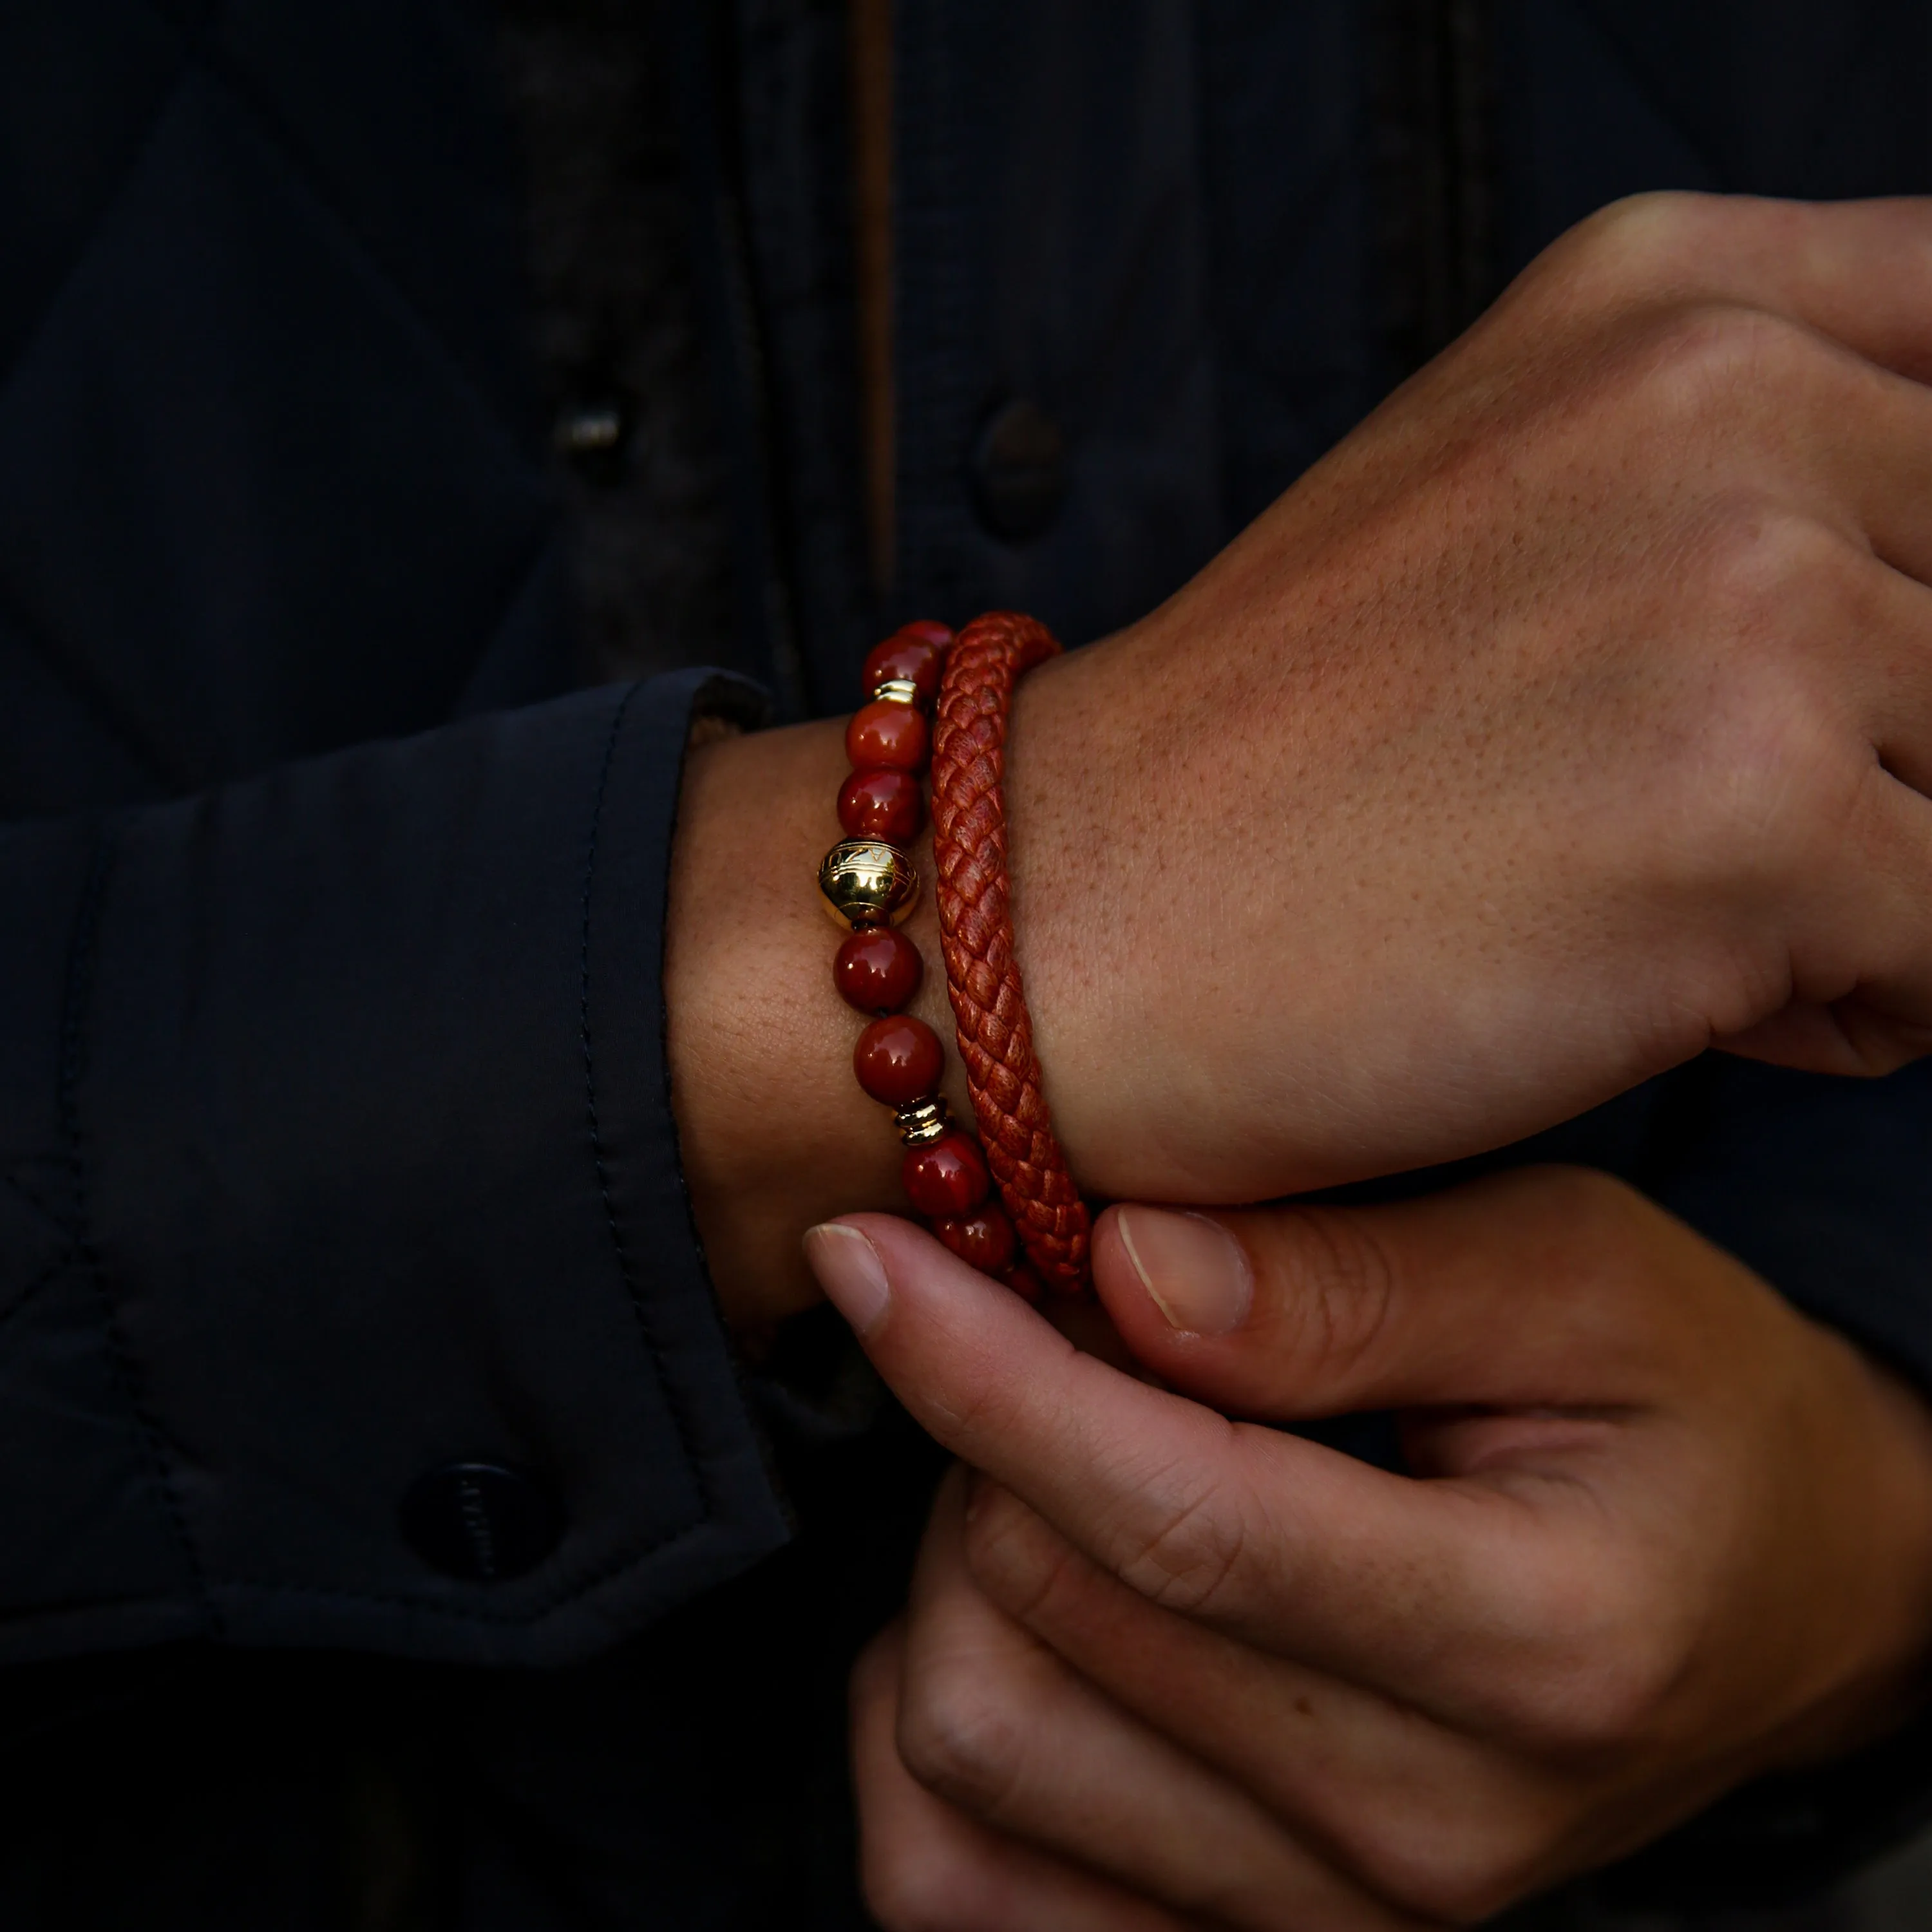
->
xmin=838 ymin=766 xmax=924 ymax=842
xmin=835 ymin=927 xmax=923 ymax=1014
xmin=902 ymin=1131 xmax=991 ymax=1218
xmin=896 ymin=618 xmax=954 ymax=650
xmin=846 ymin=699 xmax=929 ymax=773
xmin=853 ymin=1014 xmax=944 ymax=1104
xmin=935 ymin=1203 xmax=1018 ymax=1275
xmin=862 ymin=634 xmax=945 ymax=705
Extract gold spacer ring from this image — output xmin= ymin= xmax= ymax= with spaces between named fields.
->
xmin=895 ymin=1097 xmax=951 ymax=1146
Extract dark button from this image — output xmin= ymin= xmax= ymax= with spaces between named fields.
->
xmin=400 ymin=1463 xmax=562 ymax=1582
xmin=970 ymin=398 xmax=1069 ymax=544
xmin=554 ymin=390 xmax=632 ymax=487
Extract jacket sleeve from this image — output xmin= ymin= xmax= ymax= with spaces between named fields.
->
xmin=0 ymin=669 xmax=788 ymax=1668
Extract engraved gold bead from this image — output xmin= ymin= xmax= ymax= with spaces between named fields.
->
xmin=819 ymin=838 xmax=918 ymax=930
xmin=895 ymin=1097 xmax=952 ymax=1146
xmin=870 ymin=677 xmax=922 ymax=708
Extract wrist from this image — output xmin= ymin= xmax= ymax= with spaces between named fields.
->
xmin=665 ymin=717 xmax=968 ymax=1338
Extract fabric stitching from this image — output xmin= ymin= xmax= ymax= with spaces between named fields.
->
xmin=198 ymin=682 xmax=735 ymax=1632
xmin=203 ymin=678 xmax=765 ymax=1629
xmin=59 ymin=833 xmax=219 ymax=1637
xmin=13 ymin=624 xmax=747 ymax=1649
xmin=185 ymin=685 xmax=732 ymax=1630
xmin=0 ymin=1253 xmax=75 ymax=1342
xmin=581 ymin=683 xmax=714 ymax=1514
xmin=5 ymin=1165 xmax=74 ymax=1235
xmin=0 ymin=582 xmax=200 ymax=797
xmin=0 ymin=62 xmax=191 ymax=419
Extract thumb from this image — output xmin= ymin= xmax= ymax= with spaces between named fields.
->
xmin=1094 ymin=1166 xmax=1696 ymax=1421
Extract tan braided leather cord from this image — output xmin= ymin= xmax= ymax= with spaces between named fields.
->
xmin=932 ymin=612 xmax=1092 ymax=1291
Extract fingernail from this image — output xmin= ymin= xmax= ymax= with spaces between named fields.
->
xmin=803 ymin=1222 xmax=892 ymax=1335
xmin=1115 ymin=1207 xmax=1252 ymax=1337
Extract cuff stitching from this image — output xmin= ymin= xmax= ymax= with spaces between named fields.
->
xmin=581 ymin=683 xmax=714 ymax=1526
xmin=59 ymin=833 xmax=219 ymax=1636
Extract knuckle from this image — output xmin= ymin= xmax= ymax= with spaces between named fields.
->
xmin=896 ymin=1654 xmax=1030 ymax=1816
xmin=1651 ymin=504 xmax=1862 ymax=865
xmin=961 ymin=1485 xmax=1077 ymax=1624
xmin=1535 ymin=191 xmax=1717 ymax=307
xmin=1478 ymin=1581 xmax=1686 ymax=1756
xmin=1271 ymin=1207 xmax=1401 ymax=1392
xmin=1543 ymin=1625 xmax=1687 ymax=1753
xmin=1329 ymin=1770 xmax=1575 ymax=1926
xmin=1569 ymin=189 xmax=1704 ymax=276
xmin=1615 ymin=303 xmax=1821 ymax=430
xmin=1523 ymin=1168 xmax=1678 ymax=1282
xmin=1689 ymin=493 xmax=1842 ymax=632
xmin=1110 ymin=1468 xmax=1253 ymax=1616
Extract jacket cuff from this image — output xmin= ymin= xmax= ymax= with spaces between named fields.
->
xmin=0 ymin=672 xmax=785 ymax=1666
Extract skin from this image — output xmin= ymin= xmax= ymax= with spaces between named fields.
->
xmin=668 ymin=191 xmax=1932 ymax=1334
xmin=813 ymin=1173 xmax=1932 ymax=1929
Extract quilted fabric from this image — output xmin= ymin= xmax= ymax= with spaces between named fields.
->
xmin=0 ymin=0 xmax=564 ymax=817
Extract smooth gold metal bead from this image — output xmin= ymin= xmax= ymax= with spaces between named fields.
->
xmin=871 ymin=677 xmax=922 ymax=708
xmin=895 ymin=1097 xmax=952 ymax=1146
xmin=819 ymin=838 xmax=918 ymax=930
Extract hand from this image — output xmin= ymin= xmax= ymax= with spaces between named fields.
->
xmin=814 ymin=1171 xmax=1932 ymax=1927
xmin=670 ymin=194 xmax=1932 ymax=1324
xmin=1012 ymin=193 xmax=1932 ymax=1202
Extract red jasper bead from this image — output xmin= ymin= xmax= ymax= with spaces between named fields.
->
xmin=935 ymin=1203 xmax=1018 ymax=1274
xmin=896 ymin=618 xmax=954 ymax=650
xmin=862 ymin=634 xmax=944 ymax=705
xmin=846 ymin=699 xmax=929 ymax=772
xmin=838 ymin=766 xmax=924 ymax=842
xmin=902 ymin=1131 xmax=991 ymax=1218
xmin=835 ymin=927 xmax=923 ymax=1014
xmin=853 ymin=1014 xmax=944 ymax=1104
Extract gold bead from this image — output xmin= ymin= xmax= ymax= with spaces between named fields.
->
xmin=871 ymin=677 xmax=922 ymax=708
xmin=895 ymin=1097 xmax=951 ymax=1146
xmin=819 ymin=838 xmax=918 ymax=930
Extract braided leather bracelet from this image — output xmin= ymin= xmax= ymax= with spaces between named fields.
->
xmin=817 ymin=614 xmax=1090 ymax=1295
xmin=932 ymin=614 xmax=1092 ymax=1293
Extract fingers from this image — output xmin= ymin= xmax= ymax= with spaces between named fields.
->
xmin=1818 ymin=363 xmax=1932 ymax=589
xmin=806 ymin=1213 xmax=1594 ymax=1710
xmin=1781 ymin=753 xmax=1932 ymax=1065
xmin=1539 ymin=194 xmax=1932 ymax=385
xmin=851 ymin=1621 xmax=1196 ymax=1932
xmin=960 ymin=1479 xmax=1617 ymax=1925
xmin=1090 ymin=1167 xmax=1717 ymax=1423
xmin=889 ymin=1473 xmax=1426 ymax=1932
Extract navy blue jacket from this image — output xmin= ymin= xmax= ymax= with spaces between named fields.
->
xmin=2 ymin=1 xmax=1929 ymax=1923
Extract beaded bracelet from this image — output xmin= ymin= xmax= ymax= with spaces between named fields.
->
xmin=819 ymin=620 xmax=1046 ymax=1300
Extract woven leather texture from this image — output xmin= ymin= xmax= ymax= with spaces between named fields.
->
xmin=931 ymin=611 xmax=1092 ymax=1291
